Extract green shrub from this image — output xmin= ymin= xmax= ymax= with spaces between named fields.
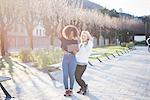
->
xmin=126 ymin=42 xmax=135 ymax=49
xmin=19 ymin=48 xmax=32 ymax=62
xmin=31 ymin=48 xmax=63 ymax=68
xmin=121 ymin=42 xmax=126 ymax=47
xmin=134 ymin=40 xmax=146 ymax=46
xmin=18 ymin=47 xmax=63 ymax=67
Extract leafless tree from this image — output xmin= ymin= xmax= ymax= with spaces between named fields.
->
xmin=18 ymin=0 xmax=42 ymax=49
xmin=0 ymin=0 xmax=18 ymax=56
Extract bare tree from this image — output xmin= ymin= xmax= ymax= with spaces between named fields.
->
xmin=42 ymin=0 xmax=71 ymax=45
xmin=18 ymin=0 xmax=42 ymax=49
xmin=0 ymin=0 xmax=18 ymax=56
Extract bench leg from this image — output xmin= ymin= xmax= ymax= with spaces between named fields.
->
xmin=0 ymin=83 xmax=12 ymax=98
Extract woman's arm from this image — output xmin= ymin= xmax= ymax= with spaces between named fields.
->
xmin=67 ymin=44 xmax=79 ymax=54
xmin=72 ymin=45 xmax=79 ymax=54
xmin=146 ymin=38 xmax=150 ymax=45
xmin=85 ymin=40 xmax=93 ymax=50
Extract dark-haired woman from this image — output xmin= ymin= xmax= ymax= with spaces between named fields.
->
xmin=60 ymin=25 xmax=79 ymax=96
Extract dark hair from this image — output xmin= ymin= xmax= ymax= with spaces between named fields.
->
xmin=62 ymin=25 xmax=79 ymax=39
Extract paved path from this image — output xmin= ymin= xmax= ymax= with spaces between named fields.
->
xmin=0 ymin=46 xmax=150 ymax=100
xmin=84 ymin=46 xmax=150 ymax=100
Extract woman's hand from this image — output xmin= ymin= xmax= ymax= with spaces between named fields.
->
xmin=72 ymin=47 xmax=79 ymax=54
xmin=67 ymin=44 xmax=79 ymax=54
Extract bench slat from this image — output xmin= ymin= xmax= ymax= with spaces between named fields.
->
xmin=0 ymin=76 xmax=11 ymax=82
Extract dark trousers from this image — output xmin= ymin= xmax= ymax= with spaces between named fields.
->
xmin=75 ymin=64 xmax=87 ymax=89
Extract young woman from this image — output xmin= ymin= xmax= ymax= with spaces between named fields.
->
xmin=75 ymin=31 xmax=93 ymax=95
xmin=60 ymin=25 xmax=79 ymax=96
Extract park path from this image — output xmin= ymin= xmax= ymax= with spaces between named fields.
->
xmin=82 ymin=46 xmax=150 ymax=100
xmin=0 ymin=46 xmax=150 ymax=100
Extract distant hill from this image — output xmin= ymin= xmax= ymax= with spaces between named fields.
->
xmin=69 ymin=0 xmax=139 ymax=19
xmin=82 ymin=0 xmax=103 ymax=10
xmin=68 ymin=0 xmax=103 ymax=10
xmin=120 ymin=12 xmax=135 ymax=18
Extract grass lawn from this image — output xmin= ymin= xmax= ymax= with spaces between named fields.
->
xmin=6 ymin=46 xmax=129 ymax=67
xmin=90 ymin=46 xmax=128 ymax=60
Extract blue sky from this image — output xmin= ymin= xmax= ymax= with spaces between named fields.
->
xmin=89 ymin=0 xmax=150 ymax=16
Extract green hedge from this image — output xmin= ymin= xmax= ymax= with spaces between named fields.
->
xmin=121 ymin=42 xmax=135 ymax=49
xmin=121 ymin=43 xmax=126 ymax=47
xmin=18 ymin=48 xmax=63 ymax=68
xmin=134 ymin=40 xmax=146 ymax=46
xmin=31 ymin=49 xmax=63 ymax=67
xmin=126 ymin=42 xmax=135 ymax=49
xmin=18 ymin=48 xmax=32 ymax=62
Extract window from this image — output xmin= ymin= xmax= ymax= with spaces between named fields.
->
xmin=39 ymin=29 xmax=42 ymax=36
xmin=36 ymin=29 xmax=38 ymax=36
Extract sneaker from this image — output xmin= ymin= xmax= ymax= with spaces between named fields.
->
xmin=82 ymin=84 xmax=88 ymax=95
xmin=77 ymin=88 xmax=82 ymax=93
xmin=64 ymin=89 xmax=69 ymax=96
xmin=82 ymin=90 xmax=86 ymax=95
xmin=68 ymin=89 xmax=73 ymax=96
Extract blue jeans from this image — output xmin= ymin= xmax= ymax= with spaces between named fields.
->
xmin=62 ymin=53 xmax=77 ymax=89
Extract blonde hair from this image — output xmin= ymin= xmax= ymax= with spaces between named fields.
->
xmin=80 ymin=31 xmax=93 ymax=43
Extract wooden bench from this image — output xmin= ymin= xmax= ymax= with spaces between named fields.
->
xmin=0 ymin=76 xmax=13 ymax=99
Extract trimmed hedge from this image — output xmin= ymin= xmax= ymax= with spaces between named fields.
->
xmin=134 ymin=40 xmax=146 ymax=46
xmin=18 ymin=48 xmax=63 ymax=68
xmin=121 ymin=42 xmax=135 ymax=49
xmin=126 ymin=42 xmax=135 ymax=49
xmin=18 ymin=48 xmax=32 ymax=62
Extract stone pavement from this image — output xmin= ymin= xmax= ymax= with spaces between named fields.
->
xmin=0 ymin=61 xmax=62 ymax=100
xmin=0 ymin=46 xmax=150 ymax=100
xmin=83 ymin=46 xmax=150 ymax=100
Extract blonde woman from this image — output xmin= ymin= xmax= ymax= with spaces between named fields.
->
xmin=75 ymin=31 xmax=93 ymax=95
xmin=60 ymin=25 xmax=79 ymax=96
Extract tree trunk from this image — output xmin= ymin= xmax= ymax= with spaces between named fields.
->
xmin=0 ymin=29 xmax=5 ymax=56
xmin=97 ymin=36 xmax=99 ymax=46
xmin=103 ymin=37 xmax=106 ymax=46
xmin=28 ymin=29 xmax=33 ymax=49
xmin=50 ymin=34 xmax=54 ymax=46
xmin=119 ymin=35 xmax=122 ymax=45
xmin=115 ymin=33 xmax=118 ymax=45
xmin=0 ymin=28 xmax=7 ymax=56
xmin=109 ymin=37 xmax=111 ymax=45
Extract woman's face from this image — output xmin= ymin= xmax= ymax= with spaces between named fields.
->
xmin=68 ymin=32 xmax=74 ymax=40
xmin=81 ymin=33 xmax=88 ymax=42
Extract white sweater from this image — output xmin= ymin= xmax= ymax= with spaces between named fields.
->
xmin=76 ymin=40 xmax=93 ymax=65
